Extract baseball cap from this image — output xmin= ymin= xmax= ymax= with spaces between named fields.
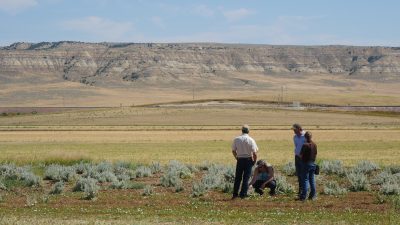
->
xmin=291 ymin=123 xmax=302 ymax=130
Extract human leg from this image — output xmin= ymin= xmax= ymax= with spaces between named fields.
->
xmin=308 ymin=164 xmax=316 ymax=199
xmin=300 ymin=164 xmax=310 ymax=200
xmin=295 ymin=156 xmax=303 ymax=196
xmin=239 ymin=158 xmax=253 ymax=198
xmin=233 ymin=159 xmax=244 ymax=198
xmin=253 ymin=180 xmax=264 ymax=195
xmin=266 ymin=180 xmax=277 ymax=196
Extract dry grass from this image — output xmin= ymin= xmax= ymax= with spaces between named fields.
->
xmin=0 ymin=106 xmax=399 ymax=166
xmin=0 ymin=130 xmax=399 ymax=166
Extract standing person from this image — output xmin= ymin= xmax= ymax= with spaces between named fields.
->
xmin=292 ymin=123 xmax=306 ymax=198
xmin=249 ymin=160 xmax=276 ymax=196
xmin=299 ymin=131 xmax=318 ymax=201
xmin=232 ymin=125 xmax=258 ymax=199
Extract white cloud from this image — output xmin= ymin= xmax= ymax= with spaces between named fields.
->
xmin=193 ymin=5 xmax=214 ymax=17
xmin=222 ymin=8 xmax=253 ymax=22
xmin=63 ymin=16 xmax=134 ymax=41
xmin=0 ymin=0 xmax=37 ymax=14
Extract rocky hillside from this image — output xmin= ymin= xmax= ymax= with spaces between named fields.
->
xmin=1 ymin=42 xmax=400 ymax=87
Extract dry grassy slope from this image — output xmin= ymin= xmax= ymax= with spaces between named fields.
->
xmin=1 ymin=42 xmax=400 ymax=106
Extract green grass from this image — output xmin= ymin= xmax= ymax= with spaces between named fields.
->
xmin=0 ymin=197 xmax=399 ymax=224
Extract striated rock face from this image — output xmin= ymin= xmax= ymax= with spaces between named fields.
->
xmin=1 ymin=42 xmax=400 ymax=86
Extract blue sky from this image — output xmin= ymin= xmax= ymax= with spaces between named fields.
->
xmin=0 ymin=0 xmax=399 ymax=46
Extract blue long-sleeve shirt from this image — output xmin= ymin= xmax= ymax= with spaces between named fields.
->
xmin=293 ymin=131 xmax=306 ymax=156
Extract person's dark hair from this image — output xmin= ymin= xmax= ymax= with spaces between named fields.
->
xmin=242 ymin=125 xmax=250 ymax=134
xmin=292 ymin=123 xmax=302 ymax=131
xmin=305 ymin=131 xmax=312 ymax=142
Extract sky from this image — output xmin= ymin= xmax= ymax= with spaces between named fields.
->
xmin=0 ymin=0 xmax=399 ymax=46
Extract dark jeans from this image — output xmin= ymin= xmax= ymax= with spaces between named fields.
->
xmin=233 ymin=157 xmax=254 ymax=198
xmin=300 ymin=162 xmax=316 ymax=200
xmin=295 ymin=156 xmax=303 ymax=195
xmin=253 ymin=180 xmax=276 ymax=196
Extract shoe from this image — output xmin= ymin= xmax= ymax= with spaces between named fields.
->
xmin=240 ymin=195 xmax=250 ymax=199
xmin=308 ymin=196 xmax=317 ymax=201
xmin=231 ymin=195 xmax=238 ymax=200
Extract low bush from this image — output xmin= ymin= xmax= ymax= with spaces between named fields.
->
xmin=347 ymin=172 xmax=370 ymax=192
xmin=142 ymin=185 xmax=154 ymax=196
xmin=73 ymin=178 xmax=98 ymax=192
xmin=20 ymin=171 xmax=41 ymax=187
xmin=372 ymin=171 xmax=393 ymax=185
xmin=44 ymin=164 xmax=76 ymax=182
xmin=282 ymin=161 xmax=296 ymax=176
xmin=50 ymin=181 xmax=64 ymax=195
xmin=0 ymin=164 xmax=41 ymax=187
xmin=275 ymin=175 xmax=294 ymax=194
xmin=160 ymin=170 xmax=181 ymax=188
xmin=321 ymin=160 xmax=345 ymax=176
xmin=0 ymin=179 xmax=6 ymax=190
xmin=323 ymin=181 xmax=347 ymax=196
xmin=191 ymin=181 xmax=207 ymax=197
xmin=150 ymin=161 xmax=162 ymax=174
xmin=83 ymin=180 xmax=99 ymax=200
xmin=386 ymin=165 xmax=400 ymax=174
xmin=380 ymin=180 xmax=400 ymax=195
xmin=352 ymin=160 xmax=379 ymax=175
xmin=135 ymin=166 xmax=152 ymax=178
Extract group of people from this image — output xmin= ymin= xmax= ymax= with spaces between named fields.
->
xmin=231 ymin=124 xmax=317 ymax=201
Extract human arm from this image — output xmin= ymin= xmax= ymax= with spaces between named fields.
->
xmin=232 ymin=150 xmax=237 ymax=160
xmin=249 ymin=169 xmax=258 ymax=186
xmin=252 ymin=151 xmax=257 ymax=165
xmin=261 ymin=166 xmax=275 ymax=188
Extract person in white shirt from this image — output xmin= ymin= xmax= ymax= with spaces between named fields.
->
xmin=231 ymin=124 xmax=258 ymax=199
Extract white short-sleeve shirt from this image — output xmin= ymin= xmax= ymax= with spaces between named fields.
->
xmin=232 ymin=134 xmax=258 ymax=158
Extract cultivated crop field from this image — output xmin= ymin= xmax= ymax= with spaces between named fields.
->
xmin=0 ymin=104 xmax=400 ymax=224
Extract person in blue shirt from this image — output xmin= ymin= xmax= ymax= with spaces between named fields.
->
xmin=249 ymin=160 xmax=276 ymax=196
xmin=292 ymin=123 xmax=306 ymax=198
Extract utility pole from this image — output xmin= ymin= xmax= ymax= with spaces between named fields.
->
xmin=192 ymin=84 xmax=195 ymax=101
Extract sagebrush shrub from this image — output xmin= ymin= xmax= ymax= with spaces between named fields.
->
xmin=191 ymin=181 xmax=207 ymax=197
xmin=142 ymin=185 xmax=154 ymax=196
xmin=347 ymin=172 xmax=370 ymax=192
xmin=135 ymin=166 xmax=152 ymax=178
xmin=0 ymin=179 xmax=6 ymax=190
xmin=168 ymin=160 xmax=192 ymax=179
xmin=0 ymin=164 xmax=41 ymax=187
xmin=372 ymin=171 xmax=393 ymax=185
xmin=20 ymin=171 xmax=41 ymax=187
xmin=94 ymin=171 xmax=118 ymax=183
xmin=73 ymin=178 xmax=98 ymax=192
xmin=275 ymin=175 xmax=294 ymax=194
xmin=174 ymin=180 xmax=184 ymax=192
xmin=282 ymin=161 xmax=296 ymax=176
xmin=221 ymin=181 xmax=234 ymax=193
xmin=380 ymin=180 xmax=400 ymax=195
xmin=44 ymin=164 xmax=76 ymax=182
xmin=323 ymin=181 xmax=347 ymax=196
xmin=160 ymin=170 xmax=181 ymax=188
xmin=150 ymin=162 xmax=162 ymax=174
xmin=83 ymin=181 xmax=99 ymax=200
xmin=386 ymin=166 xmax=400 ymax=174
xmin=50 ymin=181 xmax=64 ymax=195
xmin=352 ymin=160 xmax=379 ymax=175
xmin=321 ymin=160 xmax=345 ymax=176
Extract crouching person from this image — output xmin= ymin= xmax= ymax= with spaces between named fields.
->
xmin=250 ymin=160 xmax=276 ymax=196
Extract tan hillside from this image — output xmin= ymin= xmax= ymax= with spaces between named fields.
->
xmin=1 ymin=42 xmax=400 ymax=106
